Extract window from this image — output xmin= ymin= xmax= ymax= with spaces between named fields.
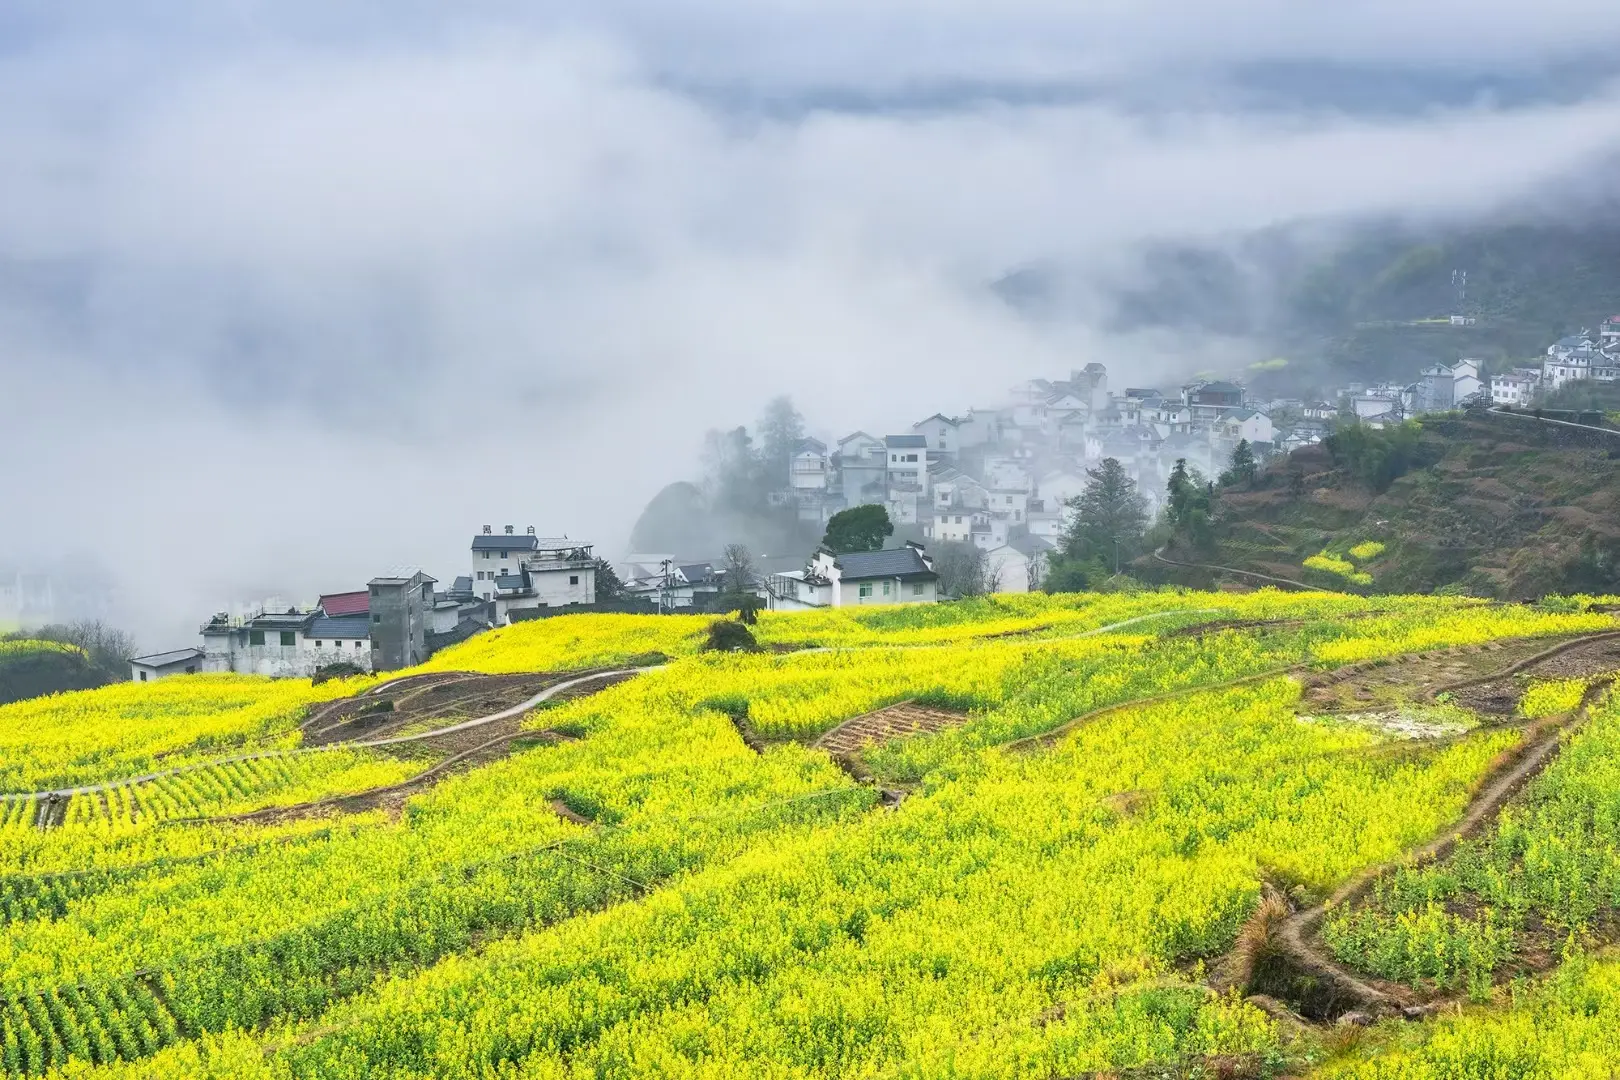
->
xmin=890 ymin=454 xmax=897 ymax=462
xmin=858 ymin=583 xmax=873 ymax=598
xmin=280 ymin=631 xmax=296 ymax=647
xmin=249 ymin=630 xmax=265 ymax=646
xmin=906 ymin=454 xmax=918 ymax=463
xmin=138 ymin=670 xmax=147 ymax=682
xmin=355 ymin=641 xmax=364 ymax=649
xmin=185 ymin=665 xmax=197 ymax=674
xmin=570 ymin=575 xmax=579 ymax=585
xmin=372 ymin=614 xmax=382 ymax=624
xmin=500 ymin=551 xmax=508 ymax=559
xmin=484 ymin=551 xmax=491 ymax=560
xmin=315 ymin=641 xmax=323 ymax=648
xmin=912 ymin=583 xmax=925 ymax=596
xmin=882 ymin=582 xmax=892 ymax=596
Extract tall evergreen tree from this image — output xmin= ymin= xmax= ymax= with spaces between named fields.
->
xmin=1219 ymin=439 xmax=1258 ymax=487
xmin=1060 ymin=458 xmax=1148 ymax=565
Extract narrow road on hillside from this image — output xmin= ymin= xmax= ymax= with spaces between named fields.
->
xmin=1152 ymin=547 xmax=1322 ymax=591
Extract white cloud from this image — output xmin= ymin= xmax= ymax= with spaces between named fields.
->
xmin=3 ymin=9 xmax=1620 ymax=640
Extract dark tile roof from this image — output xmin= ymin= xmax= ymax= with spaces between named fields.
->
xmin=677 ymin=563 xmax=715 ymax=584
xmin=451 ymin=575 xmax=474 ymax=595
xmin=494 ymin=574 xmax=528 ymax=590
xmin=472 ymin=534 xmax=540 ymax=552
xmin=131 ymin=647 xmax=204 ymax=668
xmin=834 ymin=546 xmax=937 ymax=581
xmin=884 ymin=434 xmax=928 ymax=449
xmin=318 ymin=590 xmax=370 ymax=617
xmin=249 ymin=612 xmax=316 ymax=630
xmin=308 ymin=616 xmax=371 ymax=640
xmin=1006 ymin=533 xmax=1055 ymax=557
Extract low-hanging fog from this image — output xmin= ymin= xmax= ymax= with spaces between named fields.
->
xmin=3 ymin=1 xmax=1620 ymax=646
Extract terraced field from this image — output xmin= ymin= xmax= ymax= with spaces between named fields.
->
xmin=4 ymin=590 xmax=1620 ymax=1077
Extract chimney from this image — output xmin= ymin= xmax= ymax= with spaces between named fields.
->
xmin=504 ymin=525 xmax=514 ymax=535
xmin=482 ymin=525 xmax=492 ymax=534
xmin=527 ymin=526 xmax=536 ymax=535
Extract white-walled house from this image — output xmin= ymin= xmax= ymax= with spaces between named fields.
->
xmin=987 ymin=488 xmax=1029 ymax=524
xmin=986 ymin=534 xmax=1055 ymax=594
xmin=928 ymin=510 xmax=977 ymax=544
xmin=912 ymin=414 xmax=961 ymax=454
xmin=884 ymin=434 xmax=928 ymax=491
xmin=492 ymin=541 xmax=597 ymax=622
xmin=130 ymin=648 xmax=204 ymax=682
xmin=766 ymin=544 xmax=940 ymax=609
xmin=472 ymin=526 xmax=541 ymax=600
xmin=790 ymin=438 xmax=830 ymax=493
xmin=1491 ymin=370 xmax=1541 ymax=406
xmin=1037 ymin=470 xmax=1088 ymax=510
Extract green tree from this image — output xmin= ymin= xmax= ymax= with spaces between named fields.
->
xmin=822 ymin=504 xmax=893 ymax=554
xmin=1165 ymin=458 xmax=1216 ymax=551
xmin=592 ymin=558 xmax=624 ymax=601
xmin=1060 ymin=458 xmax=1148 ymax=565
xmin=1219 ymin=439 xmax=1258 ymax=487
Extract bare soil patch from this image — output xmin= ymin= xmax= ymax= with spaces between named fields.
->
xmin=814 ymin=701 xmax=971 ymax=756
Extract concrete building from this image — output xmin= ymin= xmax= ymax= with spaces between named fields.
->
xmin=472 ymin=525 xmax=541 ymax=600
xmin=130 ymin=648 xmax=204 ymax=682
xmin=1490 ymin=369 xmax=1541 ymax=406
xmin=368 ymin=571 xmax=436 ymax=671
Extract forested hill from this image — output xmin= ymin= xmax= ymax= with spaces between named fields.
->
xmin=1007 ymin=211 xmax=1620 ymax=395
xmin=1144 ymin=410 xmax=1620 ymax=599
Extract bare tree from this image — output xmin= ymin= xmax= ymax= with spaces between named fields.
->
xmin=1025 ymin=551 xmax=1046 ymax=592
xmin=722 ymin=544 xmax=757 ymax=590
xmin=935 ymin=542 xmax=999 ymax=598
xmin=29 ymin=619 xmax=137 ymax=680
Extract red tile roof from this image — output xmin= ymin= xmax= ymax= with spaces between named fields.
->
xmin=318 ymin=590 xmax=370 ymax=617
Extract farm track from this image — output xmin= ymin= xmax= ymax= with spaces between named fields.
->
xmin=1151 ymin=547 xmax=1322 ymax=592
xmin=1240 ymin=671 xmax=1620 ymax=1023
xmin=0 ymin=670 xmax=645 ymax=819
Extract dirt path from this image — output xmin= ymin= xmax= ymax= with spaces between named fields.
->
xmin=0 ymin=668 xmax=650 ymax=805
xmin=1152 ymin=547 xmax=1323 ymax=592
xmin=1256 ymin=676 xmax=1615 ymax=1021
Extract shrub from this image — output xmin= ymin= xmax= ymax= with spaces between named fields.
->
xmin=702 ymin=619 xmax=759 ymax=652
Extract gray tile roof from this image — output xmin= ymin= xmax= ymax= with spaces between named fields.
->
xmin=884 ymin=434 xmax=928 ymax=449
xmin=472 ymin=534 xmax=540 ymax=552
xmin=308 ymin=616 xmax=371 ymax=640
xmin=834 ymin=546 xmax=937 ymax=581
xmin=131 ymin=648 xmax=204 ymax=668
xmin=249 ymin=612 xmax=316 ymax=629
xmin=494 ymin=574 xmax=528 ymax=590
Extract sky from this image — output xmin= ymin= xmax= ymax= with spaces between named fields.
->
xmin=3 ymin=1 xmax=1620 ymax=644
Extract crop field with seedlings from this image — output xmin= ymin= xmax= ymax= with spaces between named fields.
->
xmin=4 ymin=590 xmax=1620 ymax=1077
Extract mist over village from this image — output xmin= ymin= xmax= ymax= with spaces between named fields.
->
xmin=10 ymin=4 xmax=1620 ymax=1078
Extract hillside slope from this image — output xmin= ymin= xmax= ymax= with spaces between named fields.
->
xmin=1149 ymin=412 xmax=1620 ymax=598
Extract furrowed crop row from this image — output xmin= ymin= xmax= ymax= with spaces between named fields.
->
xmin=46 ymin=758 xmax=319 ymax=828
xmin=0 ymin=789 xmax=874 ymax=1074
xmin=0 ymin=975 xmax=180 ymax=1077
xmin=0 ymin=800 xmax=34 ymax=832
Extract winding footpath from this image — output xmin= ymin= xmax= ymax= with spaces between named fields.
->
xmin=0 ymin=668 xmax=648 ymax=804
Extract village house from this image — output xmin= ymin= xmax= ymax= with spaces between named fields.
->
xmin=766 ymin=544 xmax=940 ymax=610
xmin=1490 ymin=369 xmax=1542 ymax=407
xmin=986 ymin=534 xmax=1055 ymax=594
xmin=129 ymin=647 xmax=205 ymax=682
xmin=911 ymin=414 xmax=961 ymax=454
